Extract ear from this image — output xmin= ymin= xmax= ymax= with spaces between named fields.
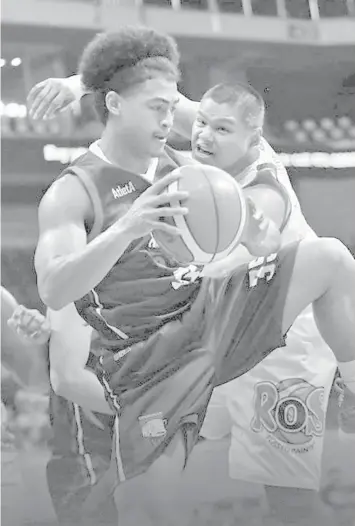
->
xmin=249 ymin=127 xmax=262 ymax=149
xmin=105 ymin=91 xmax=121 ymax=117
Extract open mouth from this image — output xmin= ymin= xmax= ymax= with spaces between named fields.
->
xmin=195 ymin=144 xmax=213 ymax=157
xmin=154 ymin=133 xmax=168 ymax=142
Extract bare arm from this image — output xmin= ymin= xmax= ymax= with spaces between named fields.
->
xmin=36 ymin=170 xmax=187 ymax=411
xmin=49 ymin=304 xmax=113 ymax=414
xmin=34 ymin=177 xmax=121 ymax=411
xmin=35 ymin=174 xmax=134 ymax=311
xmin=27 ymin=73 xmax=200 ymax=139
xmin=1 ymin=287 xmax=48 ymax=392
xmin=36 ymin=171 xmax=188 ymax=311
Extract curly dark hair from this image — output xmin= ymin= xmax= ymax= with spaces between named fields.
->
xmin=79 ymin=26 xmax=180 ymax=123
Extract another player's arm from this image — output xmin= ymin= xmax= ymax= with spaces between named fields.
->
xmin=27 ymin=74 xmax=200 ymax=139
xmin=203 ymin=183 xmax=286 ymax=278
xmin=27 ymin=74 xmax=87 ymax=120
xmin=1 ymin=287 xmax=49 ymax=392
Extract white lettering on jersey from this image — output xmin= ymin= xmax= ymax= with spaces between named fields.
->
xmin=172 ymin=265 xmax=201 ymax=290
xmin=248 ymin=253 xmax=277 ymax=288
xmin=112 ymin=181 xmax=136 ymax=199
xmin=148 ymin=235 xmax=201 ymax=289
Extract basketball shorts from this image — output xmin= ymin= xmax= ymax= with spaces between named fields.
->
xmin=47 ymin=453 xmax=117 ymax=525
xmin=95 ymin=241 xmax=300 ymax=483
xmin=47 ymin=397 xmax=117 ymax=525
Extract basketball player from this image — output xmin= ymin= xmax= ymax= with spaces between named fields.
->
xmin=45 ymin=305 xmax=117 ymax=525
xmin=181 ymin=83 xmax=338 ymax=525
xmin=27 ymin=78 xmax=339 ymax=526
xmin=4 ymin=290 xmax=118 ymax=526
xmin=31 ymin=27 xmax=355 ymax=526
xmin=1 ymin=287 xmax=52 ymax=526
xmin=1 ymin=286 xmax=49 ymax=400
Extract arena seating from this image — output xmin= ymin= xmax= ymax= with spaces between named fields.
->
xmin=141 ymin=0 xmax=355 ymax=17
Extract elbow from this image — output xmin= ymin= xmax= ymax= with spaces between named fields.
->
xmin=39 ymin=283 xmax=68 ymax=312
xmin=50 ymin=368 xmax=75 ymax=397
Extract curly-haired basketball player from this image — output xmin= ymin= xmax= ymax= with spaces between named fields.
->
xmin=33 ymin=28 xmax=355 ymax=525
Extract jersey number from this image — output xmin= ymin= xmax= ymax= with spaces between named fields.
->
xmin=248 ymin=253 xmax=277 ymax=288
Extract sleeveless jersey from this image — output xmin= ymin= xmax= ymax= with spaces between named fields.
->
xmin=68 ymin=147 xmax=203 ymax=355
xmin=246 ymin=165 xmax=292 ymax=234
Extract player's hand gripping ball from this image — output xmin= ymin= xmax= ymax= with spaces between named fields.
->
xmin=153 ymin=165 xmax=282 ymax=268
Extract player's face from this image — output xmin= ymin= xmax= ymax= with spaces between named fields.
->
xmin=118 ymin=76 xmax=179 ymax=158
xmin=191 ymin=97 xmax=259 ymax=172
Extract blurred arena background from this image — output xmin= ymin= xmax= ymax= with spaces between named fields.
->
xmin=1 ymin=1 xmax=355 ymax=525
xmin=1 ymin=0 xmax=355 ymax=310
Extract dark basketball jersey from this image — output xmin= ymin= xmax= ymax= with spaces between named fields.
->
xmin=69 ymin=147 xmax=203 ymax=355
xmin=50 ymin=146 xmax=295 ymax=484
xmin=70 ymin=149 xmax=290 ymax=356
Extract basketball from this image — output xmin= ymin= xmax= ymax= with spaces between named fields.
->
xmin=153 ymin=165 xmax=247 ymax=266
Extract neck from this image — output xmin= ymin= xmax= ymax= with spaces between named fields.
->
xmin=99 ymin=125 xmax=151 ymax=174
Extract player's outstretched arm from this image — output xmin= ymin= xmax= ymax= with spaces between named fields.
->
xmin=27 ymin=72 xmax=199 ymax=140
xmin=203 ymin=185 xmax=283 ymax=278
xmin=27 ymin=75 xmax=86 ymax=120
xmin=35 ymin=171 xmax=188 ymax=311
xmin=1 ymin=287 xmax=49 ymax=392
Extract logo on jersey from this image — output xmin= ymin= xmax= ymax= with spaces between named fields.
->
xmin=145 ymin=235 xmax=202 ymax=289
xmin=172 ymin=265 xmax=202 ymax=290
xmin=139 ymin=412 xmax=167 ymax=444
xmin=248 ymin=254 xmax=277 ymax=288
xmin=251 ymin=378 xmax=325 ymax=454
xmin=112 ymin=181 xmax=136 ymax=199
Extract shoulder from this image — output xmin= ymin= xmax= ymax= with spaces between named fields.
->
xmin=39 ymin=172 xmax=93 ymax=226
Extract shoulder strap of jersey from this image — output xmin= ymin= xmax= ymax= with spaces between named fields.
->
xmin=65 ymin=165 xmax=104 ymax=242
xmin=254 ymin=163 xmax=292 ymax=233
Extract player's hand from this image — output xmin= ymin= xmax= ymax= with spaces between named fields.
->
xmin=7 ymin=305 xmax=51 ymax=346
xmin=119 ymin=171 xmax=189 ymax=239
xmin=27 ymin=77 xmax=78 ymax=120
xmin=202 ymin=198 xmax=281 ymax=279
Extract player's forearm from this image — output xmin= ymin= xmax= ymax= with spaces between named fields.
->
xmin=51 ymin=367 xmax=113 ymax=414
xmin=66 ymin=74 xmax=89 ymax=100
xmin=39 ymin=223 xmax=134 ymax=311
